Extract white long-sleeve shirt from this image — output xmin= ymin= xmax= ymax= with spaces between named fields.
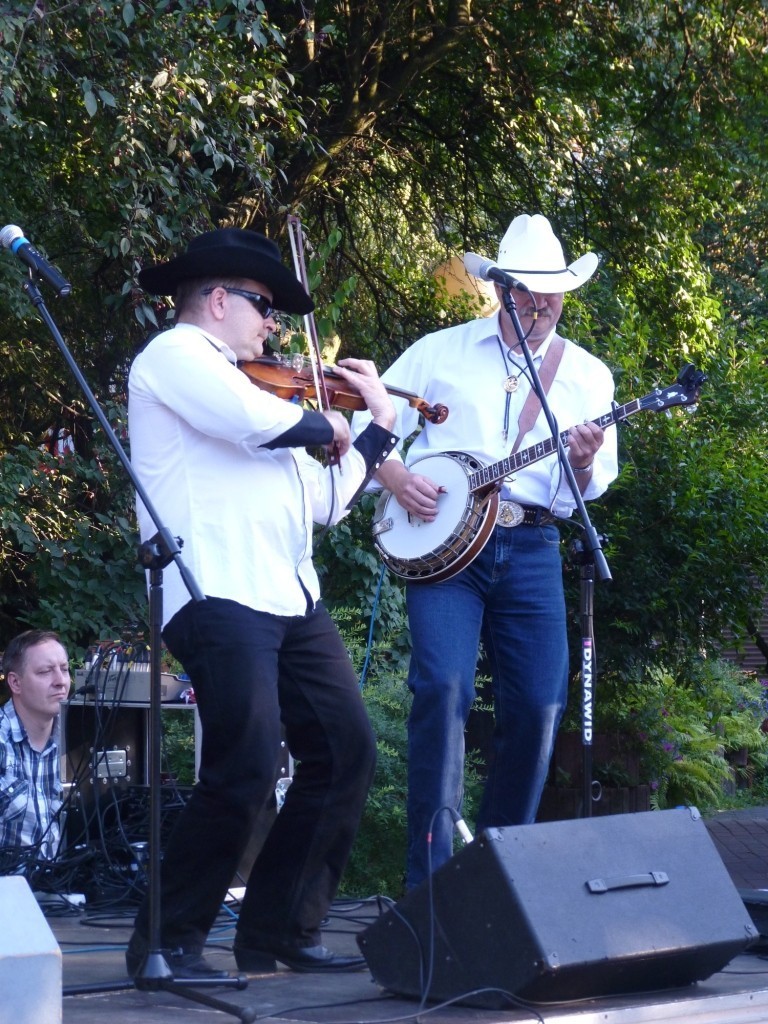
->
xmin=352 ymin=314 xmax=618 ymax=517
xmin=128 ymin=323 xmax=394 ymax=625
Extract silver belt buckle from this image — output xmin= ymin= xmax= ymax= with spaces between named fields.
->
xmin=497 ymin=500 xmax=525 ymax=528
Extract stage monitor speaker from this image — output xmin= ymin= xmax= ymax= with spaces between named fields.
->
xmin=357 ymin=807 xmax=758 ymax=1007
xmin=0 ymin=876 xmax=62 ymax=1024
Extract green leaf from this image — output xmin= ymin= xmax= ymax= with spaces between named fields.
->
xmin=83 ymin=89 xmax=98 ymax=117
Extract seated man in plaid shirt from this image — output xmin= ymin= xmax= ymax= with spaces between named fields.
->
xmin=0 ymin=630 xmax=70 ymax=862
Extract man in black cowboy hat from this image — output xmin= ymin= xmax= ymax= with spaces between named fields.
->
xmin=126 ymin=227 xmax=397 ymax=979
xmin=353 ymin=214 xmax=618 ymax=889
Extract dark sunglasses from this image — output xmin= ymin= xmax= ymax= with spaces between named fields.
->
xmin=201 ymin=286 xmax=276 ymax=320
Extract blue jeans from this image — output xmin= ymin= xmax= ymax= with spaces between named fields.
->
xmin=405 ymin=523 xmax=568 ymax=888
xmin=133 ymin=596 xmax=376 ymax=951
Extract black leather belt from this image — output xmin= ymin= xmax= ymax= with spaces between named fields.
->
xmin=496 ymin=500 xmax=556 ymax=528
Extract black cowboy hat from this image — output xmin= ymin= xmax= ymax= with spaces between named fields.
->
xmin=138 ymin=228 xmax=314 ymax=314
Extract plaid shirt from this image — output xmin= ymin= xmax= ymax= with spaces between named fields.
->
xmin=0 ymin=700 xmax=62 ymax=859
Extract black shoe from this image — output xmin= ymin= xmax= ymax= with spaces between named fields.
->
xmin=126 ymin=932 xmax=232 ymax=981
xmin=233 ymin=940 xmax=367 ymax=974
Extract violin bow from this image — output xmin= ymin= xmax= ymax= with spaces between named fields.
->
xmin=286 ymin=215 xmax=341 ymax=467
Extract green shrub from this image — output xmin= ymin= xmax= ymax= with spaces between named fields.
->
xmin=340 ymin=673 xmax=411 ymax=898
xmin=571 ymin=656 xmax=768 ymax=810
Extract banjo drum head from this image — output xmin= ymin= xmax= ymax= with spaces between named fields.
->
xmin=375 ymin=453 xmax=473 ymax=561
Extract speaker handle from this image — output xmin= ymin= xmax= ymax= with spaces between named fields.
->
xmin=587 ymin=871 xmax=670 ymax=894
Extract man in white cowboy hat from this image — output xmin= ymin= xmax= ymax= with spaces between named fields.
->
xmin=126 ymin=227 xmax=397 ymax=979
xmin=352 ymin=213 xmax=618 ymax=888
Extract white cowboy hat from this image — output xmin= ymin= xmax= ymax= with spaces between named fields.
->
xmin=496 ymin=214 xmax=598 ymax=293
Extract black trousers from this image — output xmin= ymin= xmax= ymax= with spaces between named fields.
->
xmin=133 ymin=596 xmax=376 ymax=951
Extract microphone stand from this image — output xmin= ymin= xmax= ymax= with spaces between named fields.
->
xmin=568 ymin=535 xmax=609 ymax=816
xmin=18 ymin=274 xmax=254 ymax=1021
xmin=499 ymin=285 xmax=611 ymax=819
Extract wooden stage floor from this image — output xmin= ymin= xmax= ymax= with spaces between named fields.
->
xmin=50 ymin=887 xmax=768 ymax=1024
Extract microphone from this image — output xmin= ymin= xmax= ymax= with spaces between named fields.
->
xmin=0 ymin=224 xmax=72 ymax=297
xmin=463 ymin=251 xmax=529 ymax=293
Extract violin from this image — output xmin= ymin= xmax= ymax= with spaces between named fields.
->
xmin=240 ymin=353 xmax=449 ymax=424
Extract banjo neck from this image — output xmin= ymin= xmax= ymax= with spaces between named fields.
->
xmin=468 ymin=396 xmax=646 ymax=493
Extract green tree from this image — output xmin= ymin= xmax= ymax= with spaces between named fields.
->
xmin=0 ymin=0 xmax=766 ymax=679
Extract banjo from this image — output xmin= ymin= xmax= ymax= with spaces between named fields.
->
xmin=372 ymin=364 xmax=706 ymax=584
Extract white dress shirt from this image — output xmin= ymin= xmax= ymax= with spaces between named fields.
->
xmin=128 ymin=323 xmax=382 ymax=625
xmin=352 ymin=312 xmax=618 ymax=517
